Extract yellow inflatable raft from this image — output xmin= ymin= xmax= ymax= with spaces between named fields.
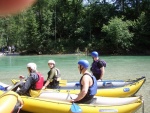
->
xmin=21 ymin=95 xmax=143 ymax=113
xmin=0 ymin=90 xmax=23 ymax=113
xmin=11 ymin=76 xmax=146 ymax=97
xmin=57 ymin=76 xmax=146 ymax=97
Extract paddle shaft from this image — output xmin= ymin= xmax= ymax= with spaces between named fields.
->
xmin=0 ymin=80 xmax=23 ymax=98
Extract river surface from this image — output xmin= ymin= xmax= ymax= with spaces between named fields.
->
xmin=0 ymin=54 xmax=149 ymax=113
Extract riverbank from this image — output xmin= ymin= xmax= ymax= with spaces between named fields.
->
xmin=0 ymin=52 xmax=20 ymax=56
xmin=0 ymin=53 xmax=4 ymax=56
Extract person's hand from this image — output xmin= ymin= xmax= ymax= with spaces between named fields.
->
xmin=98 ymin=79 xmax=102 ymax=81
xmin=16 ymin=90 xmax=22 ymax=95
xmin=19 ymin=75 xmax=25 ymax=80
xmin=70 ymin=99 xmax=75 ymax=103
xmin=57 ymin=77 xmax=61 ymax=81
xmin=42 ymin=86 xmax=46 ymax=90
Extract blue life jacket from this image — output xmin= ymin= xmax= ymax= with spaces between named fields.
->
xmin=80 ymin=73 xmax=97 ymax=96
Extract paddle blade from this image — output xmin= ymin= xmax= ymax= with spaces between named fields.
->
xmin=71 ymin=103 xmax=82 ymax=113
xmin=11 ymin=79 xmax=20 ymax=84
xmin=59 ymin=80 xmax=67 ymax=86
xmin=0 ymin=85 xmax=7 ymax=91
xmin=0 ymin=80 xmax=23 ymax=98
xmin=59 ymin=80 xmax=67 ymax=83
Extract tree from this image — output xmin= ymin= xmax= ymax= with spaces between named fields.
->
xmin=102 ymin=16 xmax=133 ymax=54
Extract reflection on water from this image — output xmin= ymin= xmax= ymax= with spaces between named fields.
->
xmin=0 ymin=55 xmax=150 ymax=113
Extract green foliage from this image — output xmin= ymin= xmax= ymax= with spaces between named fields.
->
xmin=102 ymin=16 xmax=133 ymax=54
xmin=131 ymin=12 xmax=150 ymax=54
xmin=0 ymin=0 xmax=150 ymax=55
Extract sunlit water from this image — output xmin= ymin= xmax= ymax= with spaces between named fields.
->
xmin=0 ymin=54 xmax=149 ymax=113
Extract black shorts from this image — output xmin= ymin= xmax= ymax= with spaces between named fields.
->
xmin=93 ymin=73 xmax=100 ymax=80
xmin=75 ymin=95 xmax=94 ymax=104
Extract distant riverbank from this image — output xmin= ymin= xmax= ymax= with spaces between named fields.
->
xmin=0 ymin=52 xmax=20 ymax=56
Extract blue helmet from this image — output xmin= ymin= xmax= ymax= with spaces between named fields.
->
xmin=91 ymin=51 xmax=98 ymax=57
xmin=78 ymin=60 xmax=89 ymax=69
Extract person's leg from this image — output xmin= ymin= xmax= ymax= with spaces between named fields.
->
xmin=12 ymin=82 xmax=24 ymax=91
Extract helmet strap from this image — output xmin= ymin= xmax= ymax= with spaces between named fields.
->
xmin=80 ymin=66 xmax=84 ymax=74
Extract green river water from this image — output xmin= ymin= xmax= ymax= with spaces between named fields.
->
xmin=0 ymin=54 xmax=149 ymax=113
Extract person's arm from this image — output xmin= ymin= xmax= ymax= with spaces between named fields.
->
xmin=42 ymin=80 xmax=50 ymax=89
xmin=73 ymin=75 xmax=90 ymax=102
xmin=98 ymin=61 xmax=105 ymax=80
xmin=48 ymin=69 xmax=55 ymax=80
xmin=42 ymin=69 xmax=55 ymax=89
xmin=100 ymin=66 xmax=105 ymax=80
xmin=17 ymin=76 xmax=34 ymax=95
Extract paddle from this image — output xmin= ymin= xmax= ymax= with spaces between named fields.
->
xmin=0 ymin=85 xmax=7 ymax=91
xmin=71 ymin=102 xmax=82 ymax=113
xmin=59 ymin=79 xmax=67 ymax=86
xmin=11 ymin=79 xmax=67 ymax=97
xmin=11 ymin=79 xmax=67 ymax=86
xmin=0 ymin=80 xmax=23 ymax=98
xmin=70 ymin=96 xmax=82 ymax=113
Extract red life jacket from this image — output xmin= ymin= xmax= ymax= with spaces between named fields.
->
xmin=35 ymin=72 xmax=44 ymax=90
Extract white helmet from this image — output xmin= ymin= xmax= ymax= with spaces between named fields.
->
xmin=48 ymin=60 xmax=55 ymax=65
xmin=27 ymin=63 xmax=37 ymax=71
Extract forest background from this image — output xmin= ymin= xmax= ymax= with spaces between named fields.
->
xmin=0 ymin=0 xmax=150 ymax=55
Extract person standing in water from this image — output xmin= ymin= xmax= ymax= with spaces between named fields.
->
xmin=90 ymin=51 xmax=106 ymax=80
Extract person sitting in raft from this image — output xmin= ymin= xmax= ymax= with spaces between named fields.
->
xmin=90 ymin=51 xmax=106 ymax=80
xmin=42 ymin=60 xmax=61 ymax=89
xmin=71 ymin=60 xmax=97 ymax=104
xmin=15 ymin=63 xmax=44 ymax=96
